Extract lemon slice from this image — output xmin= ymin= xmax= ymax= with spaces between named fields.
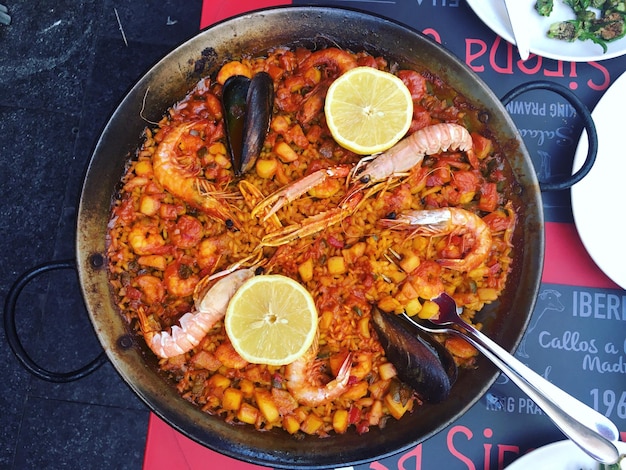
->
xmin=225 ymin=275 xmax=318 ymax=366
xmin=325 ymin=66 xmax=413 ymax=155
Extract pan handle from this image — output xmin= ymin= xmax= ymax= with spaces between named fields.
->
xmin=501 ymin=80 xmax=598 ymax=192
xmin=3 ymin=259 xmax=107 ymax=383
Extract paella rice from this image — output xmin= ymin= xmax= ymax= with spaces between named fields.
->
xmin=106 ymin=46 xmax=518 ymax=437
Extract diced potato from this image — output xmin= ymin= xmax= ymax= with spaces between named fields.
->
xmin=459 ymin=190 xmax=476 ymax=205
xmin=239 ymin=379 xmax=255 ymax=397
xmin=283 ymin=415 xmax=301 ymax=435
xmin=378 ymin=296 xmax=401 ymax=313
xmin=255 ymin=390 xmax=280 ymax=423
xmin=341 ymin=381 xmax=369 ymax=401
xmin=319 ymin=310 xmax=333 ymax=331
xmin=137 ymin=255 xmax=167 ymax=271
xmin=256 ymin=158 xmax=278 ymax=179
xmin=358 ymin=316 xmax=370 ymax=339
xmin=384 ymin=393 xmax=411 ymax=420
xmin=134 ymin=160 xmax=153 ymax=176
xmin=237 ymin=403 xmax=259 ymax=425
xmin=327 ymin=256 xmax=346 ymax=275
xmin=213 ymin=153 xmax=231 ymax=169
xmin=207 ymin=373 xmax=231 ymax=391
xmin=208 ymin=142 xmax=226 ymax=156
xmin=222 ymin=388 xmax=243 ymax=411
xmin=477 ymin=287 xmax=499 ymax=301
xmin=378 ymin=362 xmax=397 ymax=381
xmin=350 ymin=242 xmax=366 ymax=258
xmin=399 ymin=252 xmax=420 ymax=274
xmin=274 ymin=141 xmax=299 ymax=162
xmin=300 ymin=413 xmax=324 ymax=435
xmin=388 ymin=269 xmax=407 ymax=284
xmin=417 ymin=300 xmax=440 ymax=319
xmin=298 ymin=258 xmax=314 ymax=282
xmin=332 ymin=409 xmax=349 ymax=434
xmin=139 ymin=195 xmax=161 ymax=216
xmin=404 ymin=298 xmax=422 ymax=317
xmin=271 ymin=115 xmax=290 ymax=133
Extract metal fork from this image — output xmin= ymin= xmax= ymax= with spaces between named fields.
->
xmin=400 ymin=292 xmax=621 ymax=465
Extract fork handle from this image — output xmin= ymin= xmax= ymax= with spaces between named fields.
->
xmin=453 ymin=322 xmax=620 ymax=464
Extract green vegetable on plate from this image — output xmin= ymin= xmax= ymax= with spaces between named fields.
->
xmin=535 ymin=0 xmax=626 ymax=52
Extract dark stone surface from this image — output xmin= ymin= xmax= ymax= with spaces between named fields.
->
xmin=0 ymin=1 xmax=202 ymax=468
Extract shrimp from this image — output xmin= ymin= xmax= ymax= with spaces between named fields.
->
xmin=348 ymin=123 xmax=473 ymax=190
xmin=258 ymin=123 xmax=473 ymax=247
xmin=285 ymin=334 xmax=352 ymax=407
xmin=298 ymin=47 xmax=358 ymax=76
xmin=128 ymin=218 xmax=171 ymax=256
xmin=137 ymin=268 xmax=255 ymax=358
xmin=379 ymin=207 xmax=492 ymax=272
xmin=251 ymin=164 xmax=353 ymax=221
xmin=296 ymin=79 xmax=331 ymax=125
xmin=153 ymin=122 xmax=240 ymax=228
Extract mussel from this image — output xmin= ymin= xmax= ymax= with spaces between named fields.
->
xmin=221 ymin=72 xmax=274 ymax=176
xmin=371 ymin=306 xmax=457 ymax=404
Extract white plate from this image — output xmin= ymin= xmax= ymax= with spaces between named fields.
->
xmin=466 ymin=0 xmax=626 ymax=62
xmin=505 ymin=440 xmax=626 ymax=469
xmin=571 ymin=71 xmax=626 ymax=290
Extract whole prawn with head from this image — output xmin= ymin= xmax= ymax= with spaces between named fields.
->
xmin=137 ymin=268 xmax=254 ymax=358
xmin=153 ymin=121 xmax=241 ymax=229
xmin=256 ymin=123 xmax=475 ymax=247
xmin=380 ymin=206 xmax=493 ymax=273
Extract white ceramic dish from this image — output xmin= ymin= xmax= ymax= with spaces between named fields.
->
xmin=466 ymin=0 xmax=626 ymax=62
xmin=505 ymin=440 xmax=626 ymax=469
xmin=571 ymin=71 xmax=626 ymax=290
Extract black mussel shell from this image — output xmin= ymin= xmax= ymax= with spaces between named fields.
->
xmin=222 ymin=75 xmax=250 ymax=175
xmin=241 ymin=72 xmax=274 ymax=175
xmin=221 ymin=72 xmax=274 ymax=176
xmin=371 ymin=306 xmax=457 ymax=403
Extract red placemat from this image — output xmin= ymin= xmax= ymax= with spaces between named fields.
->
xmin=200 ymin=0 xmax=291 ymax=30
xmin=144 ymin=413 xmax=270 ymax=470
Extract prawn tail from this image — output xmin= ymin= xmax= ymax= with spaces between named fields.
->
xmin=137 ymin=307 xmax=211 ymax=359
xmin=334 ymin=352 xmax=353 ymax=388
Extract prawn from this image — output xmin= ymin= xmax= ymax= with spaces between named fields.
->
xmin=379 ymin=207 xmax=492 ymax=272
xmin=128 ymin=218 xmax=170 ymax=256
xmin=348 ymin=122 xmax=473 ymax=190
xmin=153 ymin=122 xmax=240 ymax=228
xmin=298 ymin=47 xmax=358 ymax=76
xmin=251 ymin=164 xmax=353 ymax=221
xmin=258 ymin=123 xmax=474 ymax=247
xmin=137 ymin=268 xmax=255 ymax=358
xmin=285 ymin=333 xmax=352 ymax=407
